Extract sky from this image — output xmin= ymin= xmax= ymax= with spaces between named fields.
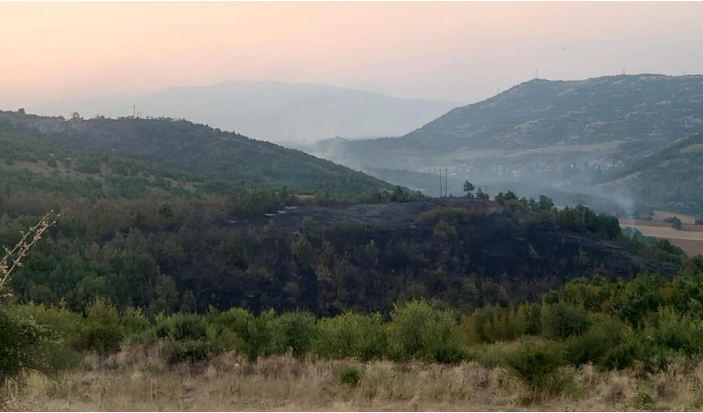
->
xmin=3 ymin=2 xmax=703 ymax=108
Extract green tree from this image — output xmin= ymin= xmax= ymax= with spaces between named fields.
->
xmin=538 ymin=195 xmax=555 ymax=211
xmin=149 ymin=274 xmax=180 ymax=315
xmin=180 ymin=290 xmax=197 ymax=313
xmin=463 ymin=181 xmax=475 ymax=198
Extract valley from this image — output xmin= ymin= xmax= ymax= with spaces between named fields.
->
xmin=302 ymin=75 xmax=703 ymax=216
xmin=7 ymin=3 xmax=703 ymax=411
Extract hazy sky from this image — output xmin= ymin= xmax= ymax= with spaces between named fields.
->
xmin=3 ymin=2 xmax=703 ymax=108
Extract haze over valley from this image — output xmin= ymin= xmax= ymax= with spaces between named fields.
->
xmin=29 ymin=82 xmax=462 ymax=144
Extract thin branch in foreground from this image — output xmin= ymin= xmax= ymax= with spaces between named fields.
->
xmin=0 ymin=211 xmax=59 ymax=295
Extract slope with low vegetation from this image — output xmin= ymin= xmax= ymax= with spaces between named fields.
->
xmin=599 ymin=131 xmax=703 ymax=216
xmin=0 ymin=110 xmax=393 ymax=196
xmin=340 ymin=74 xmax=703 ymax=160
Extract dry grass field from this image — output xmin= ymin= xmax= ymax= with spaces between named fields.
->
xmin=8 ymin=348 xmax=703 ymax=412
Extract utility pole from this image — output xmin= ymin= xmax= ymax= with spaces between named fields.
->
xmin=439 ymin=169 xmax=443 ymax=198
xmin=445 ymin=168 xmax=449 ymax=197
xmin=133 ymin=105 xmax=136 ymax=118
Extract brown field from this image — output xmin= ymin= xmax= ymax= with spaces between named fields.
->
xmin=9 ymin=350 xmax=703 ymax=412
xmin=620 ymin=218 xmax=703 ymax=256
xmin=653 ymin=210 xmax=699 ymax=225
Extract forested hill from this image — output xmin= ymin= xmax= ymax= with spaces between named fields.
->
xmin=398 ymin=74 xmax=703 ymax=152
xmin=0 ymin=110 xmax=393 ymax=195
xmin=317 ymin=74 xmax=703 ymax=171
xmin=4 ymin=195 xmax=681 ymax=317
xmin=598 ymin=132 xmax=703 ymax=215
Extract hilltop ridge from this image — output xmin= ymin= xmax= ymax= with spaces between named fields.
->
xmin=0 ymin=110 xmax=393 ymax=196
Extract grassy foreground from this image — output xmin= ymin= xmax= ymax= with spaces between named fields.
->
xmin=9 ymin=348 xmax=703 ymax=412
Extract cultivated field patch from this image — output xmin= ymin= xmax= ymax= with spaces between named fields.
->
xmin=620 ymin=218 xmax=703 ymax=256
xmin=653 ymin=210 xmax=699 ymax=225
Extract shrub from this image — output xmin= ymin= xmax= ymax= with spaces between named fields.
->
xmin=462 ymin=305 xmax=528 ymax=344
xmin=388 ymin=299 xmax=466 ymax=363
xmin=245 ymin=309 xmax=275 ymax=361
xmin=314 ymin=312 xmax=387 ymax=361
xmin=7 ymin=302 xmax=85 ymax=352
xmin=338 ymin=365 xmax=362 ymax=386
xmin=502 ymin=338 xmax=568 ymax=398
xmin=541 ymin=302 xmax=590 ymax=339
xmin=120 ymin=307 xmax=151 ymax=338
xmin=83 ymin=297 xmax=122 ymax=353
xmin=564 ymin=313 xmax=624 ymax=367
xmin=599 ymin=326 xmax=643 ymax=371
xmin=630 ymin=388 xmax=655 ymax=410
xmin=169 ymin=313 xmax=207 ymax=341
xmin=272 ymin=311 xmax=317 ymax=358
xmin=201 ymin=307 xmax=274 ymax=361
xmin=164 ymin=339 xmax=211 ymax=364
xmin=0 ymin=311 xmax=66 ymax=400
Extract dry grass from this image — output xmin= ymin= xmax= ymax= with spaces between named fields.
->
xmin=9 ymin=346 xmax=703 ymax=412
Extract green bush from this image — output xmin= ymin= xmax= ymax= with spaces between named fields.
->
xmin=502 ymin=338 xmax=567 ymax=397
xmin=83 ymin=297 xmax=122 ymax=353
xmin=388 ymin=299 xmax=466 ymax=363
xmin=272 ymin=311 xmax=317 ymax=358
xmin=599 ymin=326 xmax=644 ymax=371
xmin=314 ymin=312 xmax=387 ymax=361
xmin=338 ymin=365 xmax=362 ymax=386
xmin=164 ymin=339 xmax=211 ymax=364
xmin=630 ymin=388 xmax=655 ymax=410
xmin=7 ymin=302 xmax=85 ymax=352
xmin=462 ymin=305 xmax=528 ymax=344
xmin=170 ymin=313 xmax=207 ymax=341
xmin=245 ymin=310 xmax=275 ymax=361
xmin=0 ymin=309 xmax=79 ymax=401
xmin=120 ymin=307 xmax=151 ymax=339
xmin=541 ymin=302 xmax=590 ymax=339
xmin=563 ymin=313 xmax=624 ymax=367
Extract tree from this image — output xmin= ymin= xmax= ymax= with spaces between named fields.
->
xmin=538 ymin=195 xmax=554 ymax=211
xmin=463 ymin=181 xmax=475 ymax=198
xmin=477 ymin=187 xmax=490 ymax=200
xmin=180 ymin=290 xmax=197 ymax=313
xmin=665 ymin=216 xmax=682 ymax=230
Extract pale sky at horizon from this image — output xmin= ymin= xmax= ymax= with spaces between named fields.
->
xmin=3 ymin=1 xmax=703 ymax=109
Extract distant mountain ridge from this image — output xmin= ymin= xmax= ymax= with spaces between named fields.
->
xmin=401 ymin=74 xmax=703 ymax=152
xmin=313 ymin=74 xmax=703 ymax=170
xmin=28 ymin=81 xmax=461 ymax=143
